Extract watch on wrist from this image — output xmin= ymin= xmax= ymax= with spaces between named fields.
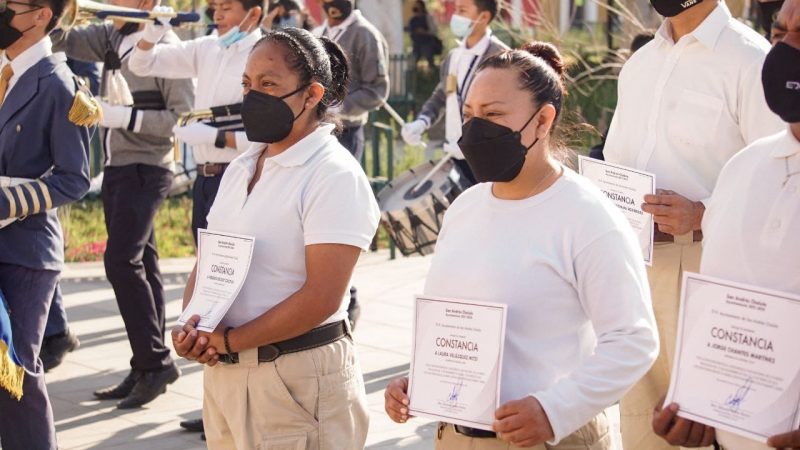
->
xmin=214 ymin=130 xmax=226 ymax=149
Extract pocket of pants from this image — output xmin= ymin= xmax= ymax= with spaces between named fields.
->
xmin=271 ymin=357 xmax=320 ymax=426
xmin=257 ymin=432 xmax=307 ymax=450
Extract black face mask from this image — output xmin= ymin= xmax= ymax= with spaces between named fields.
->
xmin=650 ymin=0 xmax=702 ymax=17
xmin=322 ymin=0 xmax=352 ymax=20
xmin=241 ymin=85 xmax=308 ymax=144
xmin=757 ymin=0 xmax=783 ymax=38
xmin=762 ymin=42 xmax=800 ymax=124
xmin=0 ymin=3 xmax=39 ymax=50
xmin=458 ymin=109 xmax=541 ymax=183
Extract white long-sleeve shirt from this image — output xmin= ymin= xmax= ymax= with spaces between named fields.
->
xmin=423 ymin=169 xmax=659 ymax=444
xmin=128 ymin=31 xmax=262 ymax=164
xmin=604 ymin=2 xmax=782 ymax=205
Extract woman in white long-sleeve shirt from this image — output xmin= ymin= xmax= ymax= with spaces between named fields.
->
xmin=384 ymin=42 xmax=660 ymax=450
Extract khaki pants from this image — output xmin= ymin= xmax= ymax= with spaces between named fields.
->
xmin=435 ymin=409 xmax=614 ymax=450
xmin=203 ymin=337 xmax=369 ymax=450
xmin=620 ymin=236 xmax=704 ymax=450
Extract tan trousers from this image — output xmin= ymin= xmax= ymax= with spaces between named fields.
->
xmin=435 ymin=409 xmax=614 ymax=450
xmin=202 ymin=337 xmax=369 ymax=450
xmin=620 ymin=236 xmax=703 ymax=450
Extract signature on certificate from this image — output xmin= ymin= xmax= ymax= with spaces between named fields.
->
xmin=725 ymin=377 xmax=753 ymax=412
xmin=446 ymin=379 xmax=465 ymax=406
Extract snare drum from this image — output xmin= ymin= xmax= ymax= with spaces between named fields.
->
xmin=376 ymin=158 xmax=473 ymax=256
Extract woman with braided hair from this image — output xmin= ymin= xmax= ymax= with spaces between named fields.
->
xmin=171 ymin=28 xmax=380 ymax=449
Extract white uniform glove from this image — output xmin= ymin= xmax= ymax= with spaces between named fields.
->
xmin=98 ymin=100 xmax=133 ymax=129
xmin=142 ymin=5 xmax=174 ymax=43
xmin=401 ymin=117 xmax=429 ymax=146
xmin=173 ymin=122 xmax=218 ymax=146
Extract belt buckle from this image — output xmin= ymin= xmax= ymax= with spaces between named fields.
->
xmin=221 ymin=352 xmax=239 ymax=364
xmin=201 ymin=164 xmax=215 ymax=177
xmin=260 ymin=344 xmax=280 ymax=362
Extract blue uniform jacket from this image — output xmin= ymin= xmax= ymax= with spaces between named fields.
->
xmin=0 ymin=53 xmax=91 ymax=271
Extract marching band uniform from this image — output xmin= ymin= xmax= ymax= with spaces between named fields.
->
xmin=54 ymin=24 xmax=194 ymax=407
xmin=129 ymin=27 xmax=261 ymax=241
xmin=603 ymin=3 xmax=783 ymax=448
xmin=315 ymin=8 xmax=389 ymax=160
xmin=413 ymin=28 xmax=507 ymax=183
xmin=0 ymin=36 xmax=91 ymax=449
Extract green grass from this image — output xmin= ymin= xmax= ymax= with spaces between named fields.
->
xmin=62 ymin=195 xmax=195 ymax=263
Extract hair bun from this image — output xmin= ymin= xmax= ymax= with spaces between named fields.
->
xmin=520 ymin=41 xmax=565 ymax=77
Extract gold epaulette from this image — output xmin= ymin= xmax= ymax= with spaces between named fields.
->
xmin=68 ymin=76 xmax=101 ymax=127
xmin=69 ymin=90 xmax=102 ymax=127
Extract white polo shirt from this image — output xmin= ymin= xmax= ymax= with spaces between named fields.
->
xmin=604 ymin=2 xmax=782 ymax=204
xmin=206 ymin=123 xmax=380 ymax=328
xmin=423 ymin=169 xmax=659 ymax=444
xmin=701 ymin=127 xmax=800 ymax=450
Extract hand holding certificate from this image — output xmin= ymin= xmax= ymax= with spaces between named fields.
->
xmin=665 ymin=273 xmax=800 ymax=445
xmin=408 ymin=295 xmax=507 ymax=431
xmin=578 ymin=156 xmax=656 ymax=264
xmin=177 ymin=229 xmax=255 ymax=332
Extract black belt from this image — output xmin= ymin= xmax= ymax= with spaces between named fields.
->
xmin=452 ymin=424 xmax=497 ymax=438
xmin=218 ymin=320 xmax=349 ymax=364
xmin=196 ymin=163 xmax=229 ymax=177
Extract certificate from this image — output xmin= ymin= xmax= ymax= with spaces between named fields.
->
xmin=177 ymin=229 xmax=255 ymax=332
xmin=578 ymin=156 xmax=656 ymax=265
xmin=408 ymin=295 xmax=507 ymax=431
xmin=666 ymin=273 xmax=800 ymax=443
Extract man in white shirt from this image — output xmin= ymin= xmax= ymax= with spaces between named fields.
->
xmin=652 ymin=5 xmax=800 ymax=447
xmin=603 ymin=0 xmax=784 ymax=448
xmin=129 ymin=0 xmax=261 ymax=243
xmin=400 ymin=0 xmax=507 ymax=184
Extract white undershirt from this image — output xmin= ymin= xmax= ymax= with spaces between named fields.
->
xmin=423 ymin=169 xmax=659 ymax=444
xmin=1 ymin=36 xmax=53 ymax=94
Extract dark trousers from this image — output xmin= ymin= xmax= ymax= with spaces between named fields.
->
xmin=44 ymin=283 xmax=67 ymax=337
xmin=0 ymin=263 xmax=59 ymax=450
xmin=102 ymin=164 xmax=173 ymax=371
xmin=338 ymin=125 xmax=365 ymax=162
xmin=191 ymin=174 xmax=223 ymax=246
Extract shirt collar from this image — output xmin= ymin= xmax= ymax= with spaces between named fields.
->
xmin=770 ymin=126 xmax=800 ymax=159
xmin=459 ymin=28 xmax=492 ymax=56
xmin=324 ymin=10 xmax=360 ymax=38
xmin=655 ymin=2 xmax=730 ymax=50
xmin=2 ymin=36 xmax=52 ymax=79
xmin=242 ymin=123 xmax=337 ymax=168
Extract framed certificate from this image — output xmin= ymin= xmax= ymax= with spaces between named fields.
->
xmin=177 ymin=229 xmax=256 ymax=332
xmin=578 ymin=156 xmax=656 ymax=265
xmin=666 ymin=273 xmax=800 ymax=443
xmin=408 ymin=295 xmax=507 ymax=431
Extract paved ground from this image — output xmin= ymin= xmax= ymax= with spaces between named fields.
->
xmin=48 ymin=250 xmax=439 ymax=449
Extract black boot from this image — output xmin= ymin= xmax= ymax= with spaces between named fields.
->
xmin=347 ymin=286 xmax=360 ymax=331
xmin=41 ymin=329 xmax=80 ymax=372
xmin=179 ymin=418 xmax=204 ymax=433
xmin=117 ymin=363 xmax=181 ymax=409
xmin=94 ymin=369 xmax=141 ymax=400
